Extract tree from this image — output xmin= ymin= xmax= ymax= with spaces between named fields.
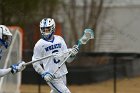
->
xmin=60 ymin=0 xmax=104 ymax=51
xmin=38 ymin=0 xmax=60 ymax=18
xmin=0 ymin=0 xmax=39 ymax=25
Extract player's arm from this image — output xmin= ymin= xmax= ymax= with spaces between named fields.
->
xmin=32 ymin=43 xmax=45 ymax=75
xmin=32 ymin=44 xmax=54 ymax=82
xmin=33 ymin=61 xmax=54 ymax=82
xmin=66 ymin=45 xmax=79 ymax=63
xmin=32 ymin=61 xmax=44 ymax=74
xmin=60 ymin=36 xmax=79 ymax=63
xmin=0 ymin=61 xmax=26 ymax=77
xmin=0 ymin=68 xmax=11 ymax=77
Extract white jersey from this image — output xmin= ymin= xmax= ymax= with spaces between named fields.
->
xmin=32 ymin=35 xmax=69 ymax=78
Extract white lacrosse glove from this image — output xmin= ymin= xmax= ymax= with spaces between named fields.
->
xmin=11 ymin=61 xmax=26 ymax=74
xmin=70 ymin=45 xmax=79 ymax=57
xmin=41 ymin=72 xmax=55 ymax=82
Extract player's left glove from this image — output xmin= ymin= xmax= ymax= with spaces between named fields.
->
xmin=10 ymin=61 xmax=26 ymax=74
xmin=70 ymin=45 xmax=79 ymax=57
xmin=41 ymin=72 xmax=55 ymax=82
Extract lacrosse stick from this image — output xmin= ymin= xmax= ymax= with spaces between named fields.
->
xmin=24 ymin=54 xmax=53 ymax=66
xmin=52 ymin=28 xmax=94 ymax=75
xmin=24 ymin=28 xmax=94 ymax=66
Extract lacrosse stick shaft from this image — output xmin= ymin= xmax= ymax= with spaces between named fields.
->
xmin=24 ymin=54 xmax=52 ymax=66
xmin=53 ymin=52 xmax=73 ymax=75
xmin=24 ymin=51 xmax=70 ymax=66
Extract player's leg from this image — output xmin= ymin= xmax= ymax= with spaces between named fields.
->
xmin=48 ymin=82 xmax=70 ymax=93
xmin=48 ymin=75 xmax=71 ymax=93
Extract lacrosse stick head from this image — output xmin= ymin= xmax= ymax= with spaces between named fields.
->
xmin=78 ymin=29 xmax=94 ymax=46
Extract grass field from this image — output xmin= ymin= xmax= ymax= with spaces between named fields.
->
xmin=21 ymin=77 xmax=140 ymax=93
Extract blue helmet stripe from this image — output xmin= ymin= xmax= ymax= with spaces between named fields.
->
xmin=44 ymin=19 xmax=47 ymax=27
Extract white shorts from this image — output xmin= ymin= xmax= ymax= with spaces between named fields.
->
xmin=47 ymin=75 xmax=71 ymax=93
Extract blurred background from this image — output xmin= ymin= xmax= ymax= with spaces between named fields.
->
xmin=1 ymin=0 xmax=140 ymax=93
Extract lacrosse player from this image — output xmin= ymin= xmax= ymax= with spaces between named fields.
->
xmin=32 ymin=18 xmax=78 ymax=93
xmin=0 ymin=25 xmax=26 ymax=77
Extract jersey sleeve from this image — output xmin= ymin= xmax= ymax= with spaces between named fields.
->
xmin=32 ymin=42 xmax=45 ymax=75
xmin=32 ymin=43 xmax=42 ymax=60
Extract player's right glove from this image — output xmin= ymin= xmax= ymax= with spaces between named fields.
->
xmin=70 ymin=45 xmax=79 ymax=57
xmin=10 ymin=61 xmax=26 ymax=74
xmin=41 ymin=72 xmax=55 ymax=82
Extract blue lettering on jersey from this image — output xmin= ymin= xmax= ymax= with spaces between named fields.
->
xmin=45 ymin=43 xmax=61 ymax=52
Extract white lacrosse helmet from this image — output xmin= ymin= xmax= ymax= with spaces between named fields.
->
xmin=0 ymin=25 xmax=12 ymax=49
xmin=40 ymin=18 xmax=55 ymax=40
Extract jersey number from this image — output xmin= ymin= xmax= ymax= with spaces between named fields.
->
xmin=52 ymin=50 xmax=60 ymax=64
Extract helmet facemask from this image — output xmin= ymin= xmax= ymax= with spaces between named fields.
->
xmin=0 ymin=34 xmax=12 ymax=49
